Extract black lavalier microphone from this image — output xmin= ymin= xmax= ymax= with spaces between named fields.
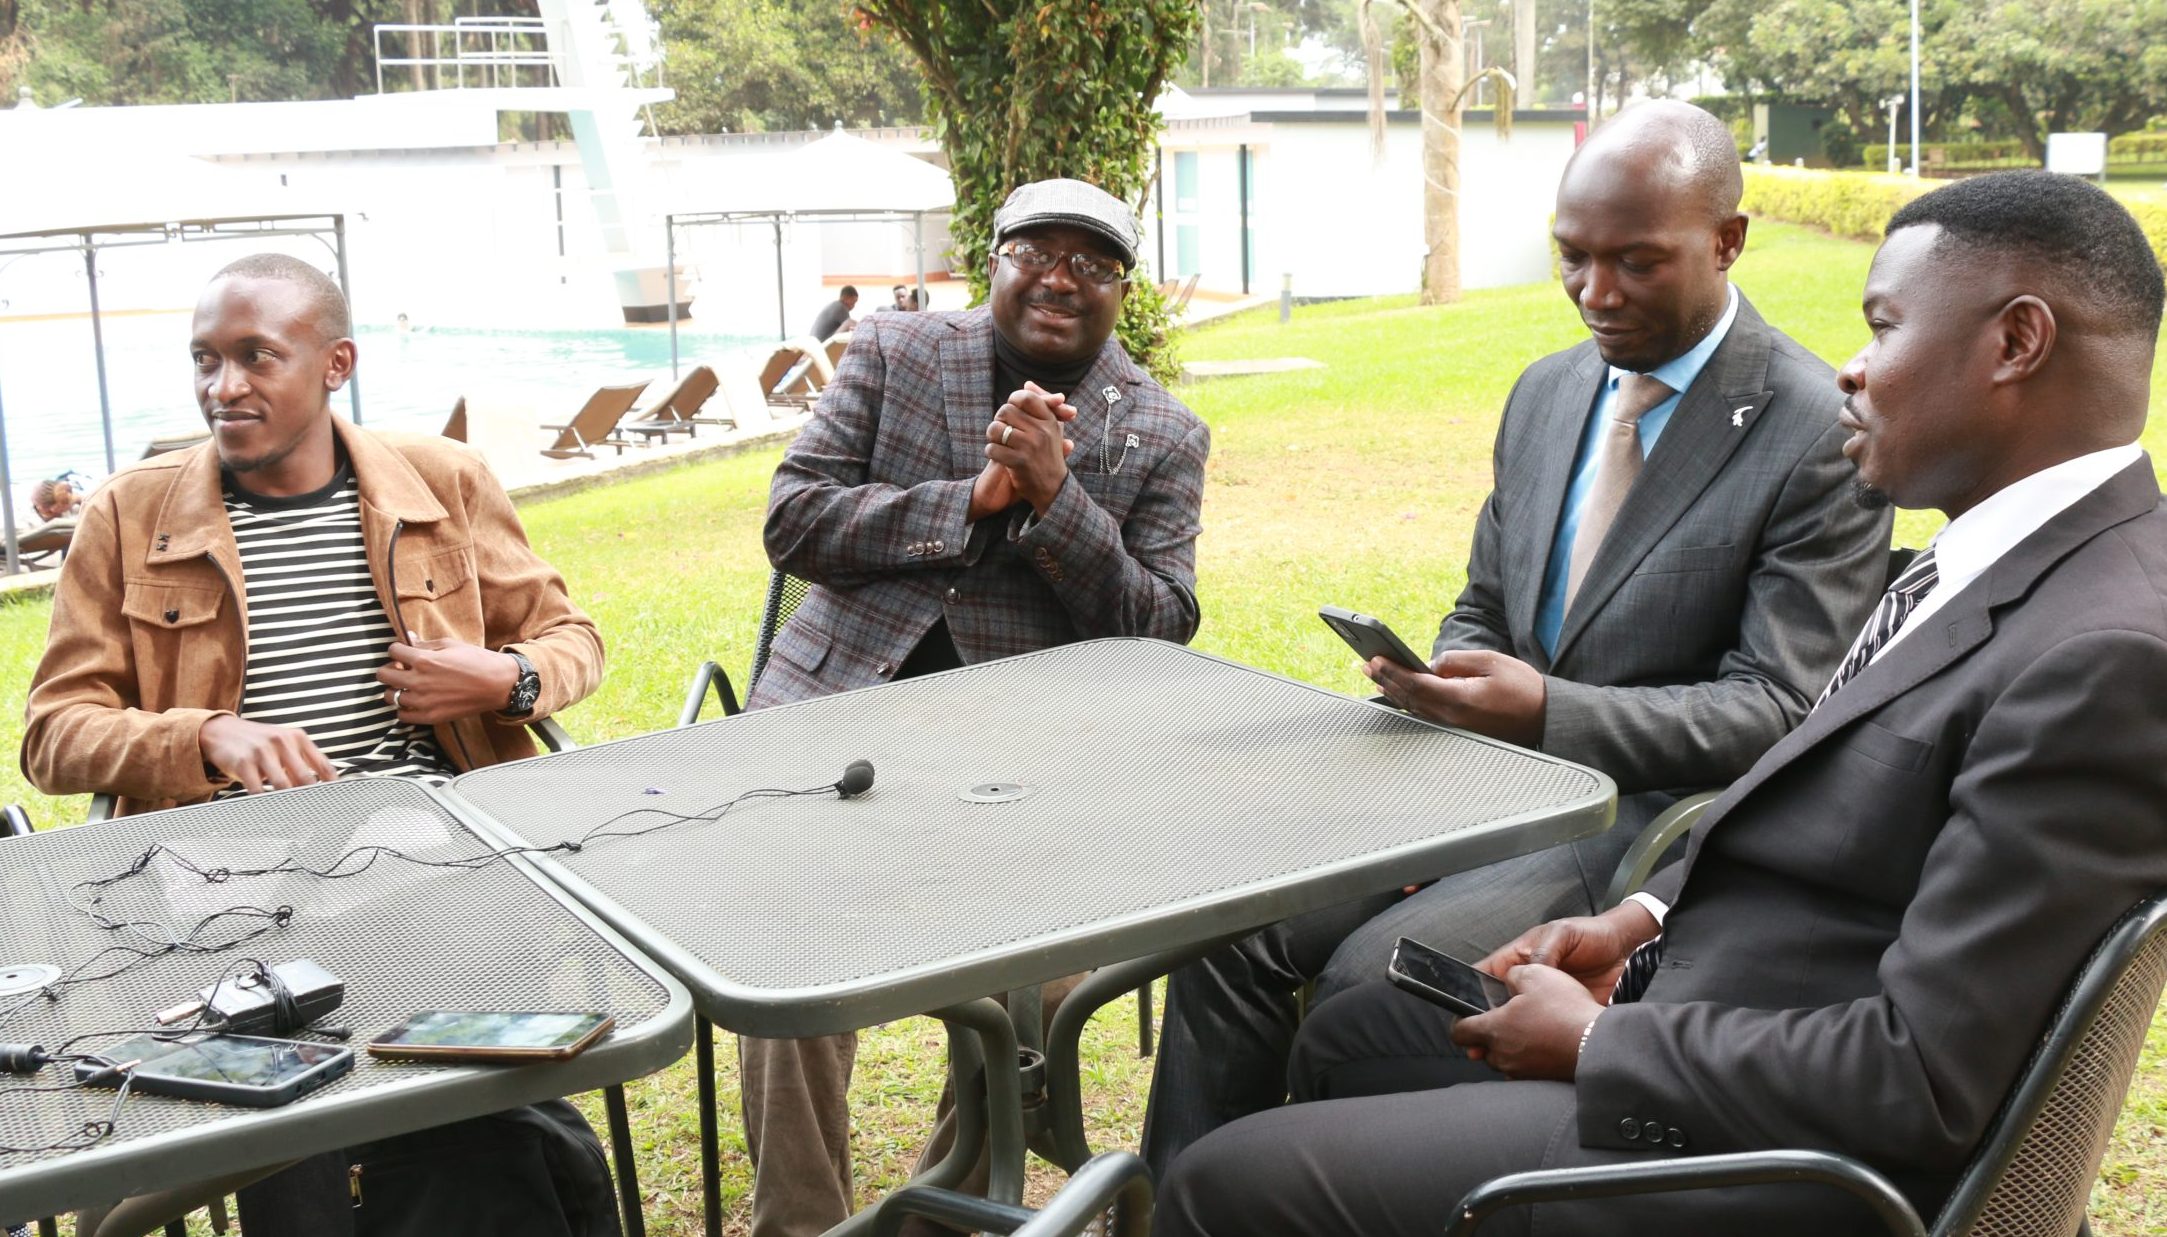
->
xmin=835 ymin=760 xmax=876 ymax=799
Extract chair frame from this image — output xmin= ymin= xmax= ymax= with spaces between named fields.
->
xmin=868 ymin=1149 xmax=1154 ymax=1237
xmin=539 ymin=382 xmax=649 ymax=460
xmin=1443 ymin=890 xmax=2167 ymax=1236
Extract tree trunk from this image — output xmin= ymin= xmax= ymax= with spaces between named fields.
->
xmin=1513 ymin=0 xmax=1535 ymax=106
xmin=1998 ymin=85 xmax=2047 ymax=164
xmin=1417 ymin=0 xmax=1463 ymax=305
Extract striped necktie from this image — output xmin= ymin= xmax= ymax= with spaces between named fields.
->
xmin=1816 ymin=547 xmax=1941 ymax=708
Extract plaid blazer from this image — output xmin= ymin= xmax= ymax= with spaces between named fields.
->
xmin=750 ymin=306 xmax=1209 ymax=708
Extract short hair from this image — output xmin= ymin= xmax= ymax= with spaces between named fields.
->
xmin=31 ymin=479 xmax=58 ymax=508
xmin=211 ymin=253 xmax=352 ymax=340
xmin=893 ymin=284 xmax=907 ymax=293
xmin=840 ymin=285 xmax=859 ymax=299
xmin=1585 ymin=100 xmax=1743 ymax=226
xmin=1888 ymin=171 xmax=2165 ymax=338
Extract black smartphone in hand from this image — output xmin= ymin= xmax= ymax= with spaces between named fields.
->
xmin=1318 ymin=605 xmax=1430 ymax=673
xmin=1388 ymin=936 xmax=1513 ymax=1018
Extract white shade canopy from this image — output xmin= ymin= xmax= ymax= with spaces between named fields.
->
xmin=0 ymin=124 xmax=334 ymax=241
xmin=669 ymin=129 xmax=955 ymax=217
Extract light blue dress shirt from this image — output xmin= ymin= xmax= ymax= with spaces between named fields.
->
xmin=1533 ymin=285 xmax=1741 ymax=658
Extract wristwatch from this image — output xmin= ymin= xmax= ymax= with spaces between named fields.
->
xmin=502 ymin=649 xmax=540 ymax=717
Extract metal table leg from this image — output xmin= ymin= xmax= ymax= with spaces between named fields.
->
xmin=604 ymin=1084 xmax=647 ymax=1237
xmin=697 ymin=1018 xmax=721 ymax=1237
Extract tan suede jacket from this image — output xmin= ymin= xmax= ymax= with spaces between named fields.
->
xmin=21 ymin=417 xmax=605 ymax=816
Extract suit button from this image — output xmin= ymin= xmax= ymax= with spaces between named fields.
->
xmin=1617 ymin=1118 xmax=1640 ymax=1141
xmin=945 ymin=589 xmax=960 ymax=604
xmin=931 ymin=540 xmax=945 ymax=553
xmin=164 ymin=609 xmax=180 ymax=623
xmin=1641 ymin=1121 xmax=1667 ymax=1142
xmin=1666 ymin=1128 xmax=1687 ymax=1149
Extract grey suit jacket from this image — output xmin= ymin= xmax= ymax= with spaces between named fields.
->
xmin=1580 ymin=458 xmax=2167 ymax=1214
xmin=1440 ymin=293 xmax=1891 ymax=853
xmin=750 ymin=307 xmax=1209 ymax=708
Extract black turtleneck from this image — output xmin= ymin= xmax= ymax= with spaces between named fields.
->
xmin=992 ymin=326 xmax=1098 ymax=407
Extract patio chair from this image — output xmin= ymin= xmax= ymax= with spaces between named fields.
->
xmin=538 ymin=381 xmax=649 ymax=460
xmin=824 ymin=332 xmax=853 ymax=375
xmin=756 ymin=337 xmax=836 ymax=407
xmin=139 ymin=429 xmax=210 ymax=460
xmin=1446 ymin=890 xmax=2167 ymax=1237
xmin=625 ymin=365 xmax=730 ymax=445
xmin=868 ymin=1149 xmax=1153 ymax=1237
xmin=440 ymin=397 xmax=467 ymax=443
xmin=1168 ymin=273 xmax=1201 ymax=317
xmin=15 ymin=518 xmax=75 ymax=570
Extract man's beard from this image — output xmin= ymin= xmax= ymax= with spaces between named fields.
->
xmin=1851 ymin=477 xmax=1891 ymax=510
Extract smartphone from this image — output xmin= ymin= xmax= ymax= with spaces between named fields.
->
xmin=367 ymin=1011 xmax=615 ymax=1064
xmin=1318 ymin=605 xmax=1429 ymax=673
xmin=1388 ymin=937 xmax=1514 ymax=1018
xmin=74 ymin=1034 xmax=354 ymax=1107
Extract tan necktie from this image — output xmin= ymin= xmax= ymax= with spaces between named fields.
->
xmin=1562 ymin=373 xmax=1674 ymax=613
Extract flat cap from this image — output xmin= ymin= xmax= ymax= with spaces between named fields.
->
xmin=992 ymin=178 xmax=1142 ymax=269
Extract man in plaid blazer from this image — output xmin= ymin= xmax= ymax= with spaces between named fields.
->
xmin=739 ymin=179 xmax=1209 ymax=1237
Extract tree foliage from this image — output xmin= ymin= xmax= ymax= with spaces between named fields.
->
xmin=858 ymin=0 xmax=1199 ymax=383
xmin=649 ymin=0 xmax=922 ymax=134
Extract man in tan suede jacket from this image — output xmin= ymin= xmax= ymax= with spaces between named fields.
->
xmin=22 ymin=252 xmax=602 ymax=818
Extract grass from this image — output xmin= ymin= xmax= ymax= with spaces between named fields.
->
xmin=3 ymin=218 xmax=2164 ymax=1233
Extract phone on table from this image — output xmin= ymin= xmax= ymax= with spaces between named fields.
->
xmin=366 ymin=1010 xmax=615 ymax=1064
xmin=1318 ymin=605 xmax=1430 ymax=673
xmin=74 ymin=1033 xmax=355 ymax=1107
xmin=1388 ymin=936 xmax=1513 ymax=1018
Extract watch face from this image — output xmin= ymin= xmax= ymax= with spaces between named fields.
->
xmin=506 ymin=652 xmax=540 ymax=713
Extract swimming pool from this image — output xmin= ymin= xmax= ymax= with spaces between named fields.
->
xmin=0 ymin=314 xmax=766 ymax=507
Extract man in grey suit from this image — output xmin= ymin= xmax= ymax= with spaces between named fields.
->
xmin=1141 ymin=101 xmax=1892 ymax=1174
xmin=741 ymin=178 xmax=1208 ymax=1237
xmin=1156 ymin=170 xmax=2167 ymax=1237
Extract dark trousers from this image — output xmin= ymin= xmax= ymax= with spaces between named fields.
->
xmin=1140 ymin=841 xmax=1600 ymax=1180
xmin=1153 ymin=979 xmax=1889 ymax=1237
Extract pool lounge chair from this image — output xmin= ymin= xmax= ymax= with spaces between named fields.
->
xmin=15 ymin=518 xmax=75 ymax=569
xmin=756 ymin=337 xmax=836 ymax=407
xmin=442 ymin=397 xmax=468 ymax=442
xmin=625 ymin=366 xmax=730 ymax=443
xmin=140 ymin=429 xmax=211 ymax=459
xmin=539 ymin=381 xmax=650 ymax=460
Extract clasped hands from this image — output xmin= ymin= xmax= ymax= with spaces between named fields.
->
xmin=198 ymin=635 xmax=519 ymax=794
xmin=970 ymin=380 xmax=1076 ymax=520
xmin=1447 ymin=900 xmax=1662 ymax=1080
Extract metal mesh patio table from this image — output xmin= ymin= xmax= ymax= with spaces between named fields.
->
xmin=442 ymin=639 xmax=1615 ymax=1232
xmin=0 ymin=777 xmax=693 ymax=1226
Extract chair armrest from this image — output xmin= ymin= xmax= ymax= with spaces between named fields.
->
xmin=528 ymin=717 xmax=578 ymax=752
xmin=1015 ymin=1151 xmax=1153 ymax=1237
xmin=1601 ymin=789 xmax=1721 ymax=911
xmin=867 ymin=1152 xmax=1153 ymax=1237
xmin=679 ymin=660 xmax=743 ymax=727
xmin=1443 ymin=1149 xmax=1925 ymax=1237
xmin=2 ymin=804 xmax=33 ymax=837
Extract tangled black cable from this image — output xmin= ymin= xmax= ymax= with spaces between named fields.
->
xmin=0 ymin=905 xmax=292 ymax=1027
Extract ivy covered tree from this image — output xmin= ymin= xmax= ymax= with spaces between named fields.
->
xmin=855 ymin=0 xmax=1199 ymax=383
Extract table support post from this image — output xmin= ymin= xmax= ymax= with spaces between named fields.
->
xmin=696 ymin=1019 xmax=722 ymax=1237
xmin=927 ymin=998 xmax=1024 ymax=1205
xmin=603 ymin=1084 xmax=646 ymax=1237
xmin=1043 ymin=936 xmax=1249 ymax=1172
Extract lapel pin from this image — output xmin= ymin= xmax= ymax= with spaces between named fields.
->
xmin=1102 ymin=385 xmax=1121 ymax=405
xmin=1125 ymin=433 xmax=1142 ymax=449
xmin=1730 ymin=405 xmax=1752 ymax=428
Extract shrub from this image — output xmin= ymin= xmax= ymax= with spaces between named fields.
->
xmin=1860 ymin=139 xmax=2033 ymax=171
xmin=1819 ymin=120 xmax=1862 ymax=169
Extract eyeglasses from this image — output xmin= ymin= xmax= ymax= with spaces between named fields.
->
xmin=997 ymin=240 xmax=1129 ymax=287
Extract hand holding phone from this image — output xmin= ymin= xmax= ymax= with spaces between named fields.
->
xmin=367 ymin=1010 xmax=614 ymax=1064
xmin=1388 ymin=937 xmax=1514 ymax=1018
xmin=1318 ymin=606 xmax=1430 ymax=673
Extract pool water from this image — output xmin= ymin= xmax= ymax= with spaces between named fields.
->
xmin=0 ymin=314 xmax=765 ymax=505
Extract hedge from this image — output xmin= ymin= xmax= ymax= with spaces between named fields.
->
xmin=1740 ymin=166 xmax=2167 ymax=273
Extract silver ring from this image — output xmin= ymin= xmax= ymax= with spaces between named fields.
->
xmin=1000 ymin=423 xmax=1014 ymax=445
xmin=392 ymin=687 xmax=406 ymax=710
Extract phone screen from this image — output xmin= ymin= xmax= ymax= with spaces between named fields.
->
xmin=1391 ymin=939 xmax=1514 ymax=1013
xmin=374 ymin=1010 xmax=609 ymax=1051
xmin=91 ymin=1034 xmax=347 ymax=1088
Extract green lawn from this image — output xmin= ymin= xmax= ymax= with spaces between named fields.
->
xmin=3 ymin=219 xmax=2164 ymax=1234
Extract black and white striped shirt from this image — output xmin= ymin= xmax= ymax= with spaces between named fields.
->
xmin=221 ymin=462 xmax=451 ymax=788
